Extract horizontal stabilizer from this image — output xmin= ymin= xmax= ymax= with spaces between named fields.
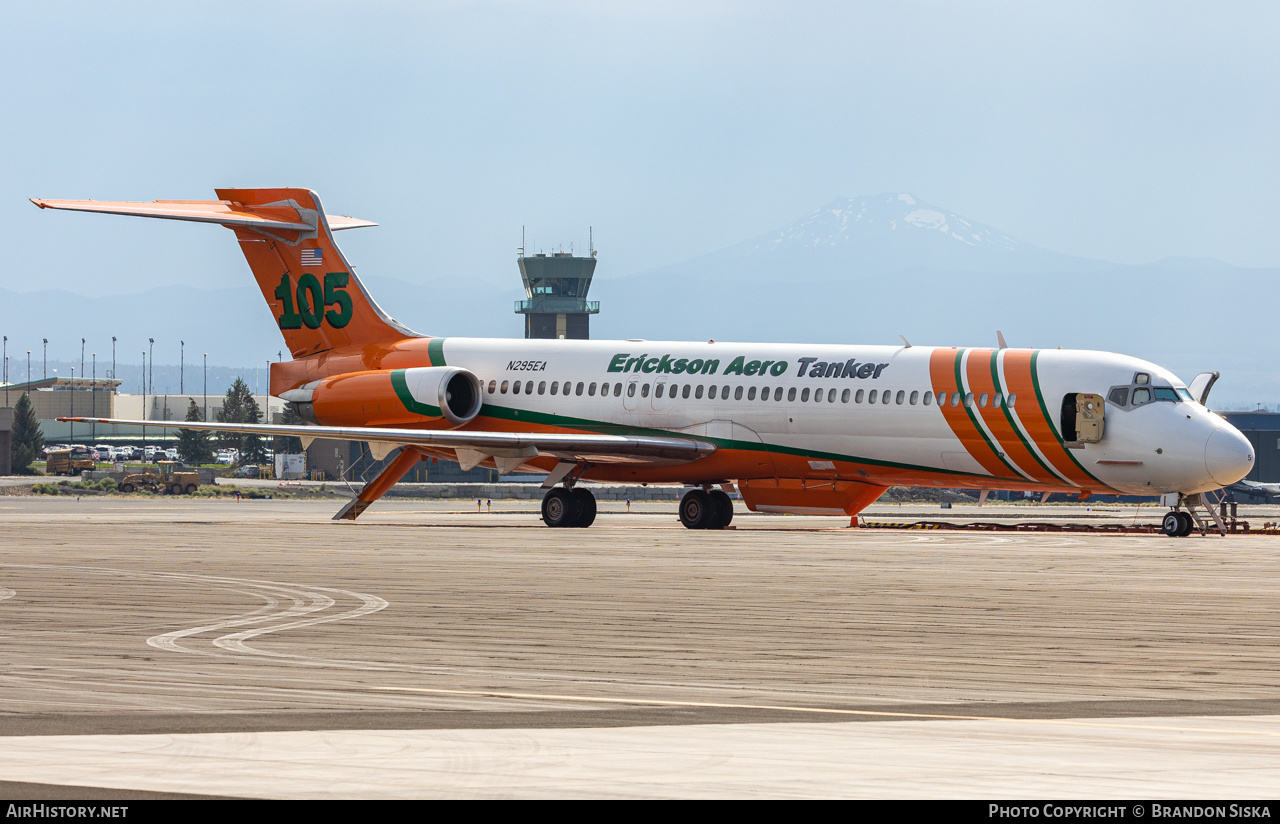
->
xmin=30 ymin=198 xmax=376 ymax=233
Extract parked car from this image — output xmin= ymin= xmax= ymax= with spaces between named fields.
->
xmin=233 ymin=465 xmax=261 ymax=479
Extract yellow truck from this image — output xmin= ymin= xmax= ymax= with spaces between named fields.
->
xmin=45 ymin=448 xmax=96 ymax=476
xmin=119 ymin=461 xmax=201 ymax=495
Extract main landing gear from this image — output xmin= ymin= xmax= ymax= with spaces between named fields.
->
xmin=541 ymin=486 xmax=597 ymax=528
xmin=1161 ymin=510 xmax=1196 ymax=538
xmin=679 ymin=488 xmax=734 ymax=530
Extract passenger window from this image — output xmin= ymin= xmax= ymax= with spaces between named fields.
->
xmin=613 ymin=383 xmax=622 ymax=397
xmin=868 ymin=389 xmax=878 ymax=403
xmin=1108 ymin=387 xmax=1127 ymax=406
xmin=964 ymin=393 xmax=974 ymax=407
xmin=627 ymin=383 xmax=636 ymax=397
xmin=775 ymin=387 xmax=783 ymax=401
xmin=855 ymin=389 xmax=864 ymax=403
xmin=600 ymin=382 xmax=609 ymax=396
xmin=896 ymin=390 xmax=905 ymax=405
xmin=695 ymin=385 xmax=704 ymax=399
xmin=747 ymin=386 xmax=756 ymax=400
xmin=722 ymin=385 xmax=729 ymax=398
xmin=576 ymin=382 xmax=584 ymax=396
xmin=978 ymin=392 xmax=988 ymax=408
xmin=500 ymin=380 xmax=509 ymax=394
xmin=842 ymin=388 xmax=850 ymax=403
xmin=951 ymin=392 xmax=961 ymax=407
xmin=923 ymin=391 xmax=932 ymax=406
xmin=735 ymin=386 xmax=744 ymax=400
xmin=550 ymin=381 xmax=558 ymax=395
xmin=882 ymin=391 xmax=891 ymax=405
xmin=787 ymin=387 xmax=797 ymax=401
xmin=909 ymin=390 xmax=918 ymax=405
xmin=588 ymin=382 xmax=596 ymax=396
xmin=1007 ymin=393 xmax=1016 ymax=407
xmin=993 ymin=394 xmax=1002 ymax=408
xmin=512 ymin=381 xmax=521 ymax=395
xmin=641 ymin=384 xmax=650 ymax=398
xmin=828 ymin=388 xmax=836 ymax=403
xmin=760 ymin=386 xmax=769 ymax=401
xmin=488 ymin=380 xmax=497 ymax=394
xmin=536 ymin=381 xmax=545 ymax=394
xmin=683 ymin=384 xmax=691 ymax=399
xmin=709 ymin=385 xmax=718 ymax=400
xmin=801 ymin=388 xmax=810 ymax=402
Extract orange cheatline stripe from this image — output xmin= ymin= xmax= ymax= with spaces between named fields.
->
xmin=1000 ymin=350 xmax=1094 ymax=488
xmin=968 ymin=350 xmax=1060 ymax=485
xmin=928 ymin=348 xmax=1014 ymax=480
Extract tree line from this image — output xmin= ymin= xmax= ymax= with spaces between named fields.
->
xmin=9 ymin=377 xmax=304 ymax=474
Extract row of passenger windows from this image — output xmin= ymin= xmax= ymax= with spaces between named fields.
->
xmin=486 ymin=379 xmax=1016 ymax=408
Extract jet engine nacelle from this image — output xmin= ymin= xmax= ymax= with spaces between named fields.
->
xmin=282 ymin=366 xmax=483 ymax=428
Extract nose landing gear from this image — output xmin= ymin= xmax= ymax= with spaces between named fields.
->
xmin=1161 ymin=492 xmax=1229 ymax=537
xmin=1161 ymin=510 xmax=1195 ymax=537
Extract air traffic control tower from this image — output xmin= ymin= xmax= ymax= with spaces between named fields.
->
xmin=515 ymin=242 xmax=600 ymax=340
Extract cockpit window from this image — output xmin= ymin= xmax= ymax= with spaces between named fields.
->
xmin=1132 ymin=388 xmax=1151 ymax=405
xmin=1108 ymin=387 xmax=1128 ymax=406
xmin=1176 ymin=387 xmax=1194 ymax=402
xmin=1153 ymin=387 xmax=1180 ymax=402
xmin=1134 ymin=373 xmax=1150 ymax=385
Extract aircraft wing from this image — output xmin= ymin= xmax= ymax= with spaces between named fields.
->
xmin=56 ymin=417 xmax=716 ymax=473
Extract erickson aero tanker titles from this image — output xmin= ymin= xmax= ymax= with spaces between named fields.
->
xmin=36 ymin=189 xmax=1255 ymax=536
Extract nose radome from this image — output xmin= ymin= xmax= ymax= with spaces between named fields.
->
xmin=1205 ymin=427 xmax=1255 ymax=486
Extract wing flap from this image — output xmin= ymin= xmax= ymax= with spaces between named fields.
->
xmin=57 ymin=417 xmax=717 ymax=466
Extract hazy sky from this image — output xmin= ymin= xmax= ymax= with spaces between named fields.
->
xmin=5 ymin=0 xmax=1279 ymax=312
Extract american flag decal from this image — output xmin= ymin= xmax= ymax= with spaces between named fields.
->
xmin=300 ymin=248 xmax=322 ymax=266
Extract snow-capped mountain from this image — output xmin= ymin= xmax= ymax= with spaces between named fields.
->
xmin=651 ymin=193 xmax=1103 ymax=282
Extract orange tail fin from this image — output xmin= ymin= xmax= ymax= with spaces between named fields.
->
xmin=32 ymin=188 xmax=419 ymax=358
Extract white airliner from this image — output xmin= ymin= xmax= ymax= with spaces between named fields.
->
xmin=35 ymin=188 xmax=1255 ymax=537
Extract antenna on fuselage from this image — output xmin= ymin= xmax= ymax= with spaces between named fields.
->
xmin=997 ymin=330 xmax=1008 ymax=349
xmin=899 ymin=335 xmax=912 ymax=348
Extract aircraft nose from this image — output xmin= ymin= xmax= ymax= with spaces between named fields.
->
xmin=1205 ymin=427 xmax=1254 ymax=486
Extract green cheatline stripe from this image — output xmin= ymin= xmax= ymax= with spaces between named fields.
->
xmin=1030 ymin=351 xmax=1104 ymax=487
xmin=954 ymin=348 xmax=1025 ymax=480
xmin=390 ymin=369 xmax=442 ymax=417
xmin=989 ymin=350 xmax=1065 ymax=484
xmin=428 ymin=337 xmax=446 ymax=367
xmin=474 ymin=399 xmax=1005 ymax=483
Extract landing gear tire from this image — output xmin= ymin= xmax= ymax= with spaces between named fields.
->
xmin=679 ymin=489 xmax=715 ymax=529
xmin=572 ymin=488 xmax=597 ymax=528
xmin=1177 ymin=511 xmax=1195 ymax=536
xmin=542 ymin=487 xmax=582 ymax=528
xmin=1162 ymin=511 xmax=1184 ymax=537
xmin=708 ymin=489 xmax=734 ymax=529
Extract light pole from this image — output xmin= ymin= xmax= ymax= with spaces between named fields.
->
xmin=42 ymin=339 xmax=47 ymax=380
xmin=203 ymin=353 xmax=208 ymax=421
xmin=2 ymin=335 xmax=6 ymax=406
xmin=148 ymin=338 xmax=154 ymax=398
xmin=69 ymin=366 xmax=75 ymax=444
xmin=91 ymin=353 xmax=97 ymax=441
xmin=111 ymin=337 xmax=116 ymax=380
xmin=27 ymin=351 xmax=31 ymax=385
xmin=141 ymin=351 xmax=147 ymax=460
xmin=80 ymin=338 xmax=85 ymax=385
xmin=180 ymin=340 xmax=185 ymax=394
